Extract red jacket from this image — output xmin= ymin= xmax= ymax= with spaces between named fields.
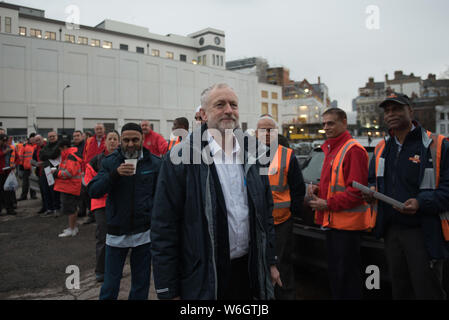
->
xmin=84 ymin=151 xmax=111 ymax=211
xmin=143 ymin=130 xmax=168 ymax=156
xmin=315 ymin=131 xmax=368 ymax=225
xmin=54 ymin=147 xmax=83 ymax=196
xmin=83 ymin=136 xmax=105 ymax=166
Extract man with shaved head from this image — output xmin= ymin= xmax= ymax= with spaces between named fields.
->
xmin=140 ymin=120 xmax=168 ymax=157
xmin=256 ymin=114 xmax=305 ymax=300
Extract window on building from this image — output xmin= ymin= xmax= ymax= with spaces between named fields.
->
xmin=65 ymin=34 xmax=75 ymax=43
xmin=271 ymin=92 xmax=278 ymax=99
xmin=136 ymin=46 xmax=144 ymax=54
xmin=212 ymin=55 xmax=215 ymax=65
xmin=120 ymin=44 xmax=128 ymax=51
xmin=220 ymin=56 xmax=223 ymax=66
xmin=441 ymin=113 xmax=445 ymax=120
xmin=272 ymin=104 xmax=278 ymax=121
xmin=261 ymin=90 xmax=268 ymax=98
xmin=102 ymin=41 xmax=112 ymax=49
xmin=78 ymin=36 xmax=88 ymax=45
xmin=19 ymin=27 xmax=26 ymax=36
xmin=262 ymin=103 xmax=268 ymax=115
xmin=441 ymin=124 xmax=446 ymax=134
xmin=198 ymin=56 xmax=202 ymax=64
xmin=45 ymin=31 xmax=56 ymax=40
xmin=166 ymin=51 xmax=174 ymax=59
xmin=30 ymin=29 xmax=42 ymax=38
xmin=91 ymin=39 xmax=100 ymax=47
xmin=203 ymin=55 xmax=206 ymax=65
xmin=180 ymin=54 xmax=186 ymax=62
xmin=0 ymin=17 xmax=1 ymax=32
xmin=5 ymin=17 xmax=11 ymax=33
xmin=152 ymin=49 xmax=160 ymax=57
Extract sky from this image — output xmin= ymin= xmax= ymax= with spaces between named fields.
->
xmin=9 ymin=0 xmax=449 ymax=112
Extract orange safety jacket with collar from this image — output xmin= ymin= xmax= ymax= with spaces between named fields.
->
xmin=373 ymin=131 xmax=449 ymax=241
xmin=268 ymin=145 xmax=293 ymax=225
xmin=22 ymin=144 xmax=36 ymax=170
xmin=321 ymin=139 xmax=374 ymax=231
xmin=54 ymin=147 xmax=83 ymax=196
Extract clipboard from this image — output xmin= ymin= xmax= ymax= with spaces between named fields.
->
xmin=352 ymin=181 xmax=405 ymax=210
xmin=44 ymin=166 xmax=55 ymax=186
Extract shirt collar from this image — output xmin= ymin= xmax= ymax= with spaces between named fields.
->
xmin=207 ymin=130 xmax=240 ymax=157
xmin=394 ymin=123 xmax=416 ymax=146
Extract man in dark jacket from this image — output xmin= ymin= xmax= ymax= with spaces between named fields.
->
xmin=366 ymin=93 xmax=449 ymax=299
xmin=151 ymin=83 xmax=280 ymax=300
xmin=88 ymin=123 xmax=162 ymax=300
xmin=38 ymin=131 xmax=61 ymax=216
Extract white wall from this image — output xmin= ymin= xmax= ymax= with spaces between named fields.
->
xmin=0 ymin=33 xmax=258 ymax=138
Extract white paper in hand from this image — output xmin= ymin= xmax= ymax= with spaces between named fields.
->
xmin=352 ymin=181 xmax=405 ymax=210
xmin=44 ymin=166 xmax=55 ymax=186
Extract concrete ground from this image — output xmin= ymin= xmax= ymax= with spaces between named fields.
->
xmin=0 ymin=194 xmax=157 ymax=300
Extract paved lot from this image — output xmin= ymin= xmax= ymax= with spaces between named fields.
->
xmin=0 ymin=194 xmax=157 ymax=300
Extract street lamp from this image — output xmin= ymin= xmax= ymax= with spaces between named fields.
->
xmin=62 ymin=85 xmax=70 ymax=136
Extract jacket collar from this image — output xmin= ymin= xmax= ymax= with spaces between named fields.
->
xmin=322 ymin=130 xmax=352 ymax=154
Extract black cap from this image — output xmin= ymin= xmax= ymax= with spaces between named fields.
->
xmin=378 ymin=93 xmax=412 ymax=108
xmin=121 ymin=122 xmax=143 ymax=134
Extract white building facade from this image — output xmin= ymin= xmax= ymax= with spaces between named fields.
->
xmin=0 ymin=2 xmax=259 ymax=138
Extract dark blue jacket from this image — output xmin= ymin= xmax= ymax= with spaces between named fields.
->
xmin=87 ymin=147 xmax=162 ymax=236
xmin=151 ymin=124 xmax=276 ymax=300
xmin=368 ymin=123 xmax=449 ymax=259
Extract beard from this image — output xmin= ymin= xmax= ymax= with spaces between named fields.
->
xmin=122 ymin=145 xmax=142 ymax=159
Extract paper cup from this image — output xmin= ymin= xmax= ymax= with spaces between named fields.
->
xmin=124 ymin=159 xmax=137 ymax=174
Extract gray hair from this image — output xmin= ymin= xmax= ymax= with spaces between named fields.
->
xmin=257 ymin=114 xmax=279 ymax=129
xmin=200 ymin=83 xmax=234 ymax=109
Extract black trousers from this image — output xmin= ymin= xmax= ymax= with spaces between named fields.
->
xmin=326 ymin=229 xmax=363 ymax=300
xmin=20 ymin=169 xmax=36 ymax=199
xmin=0 ymin=174 xmax=14 ymax=213
xmin=222 ymin=254 xmax=251 ymax=300
xmin=274 ymin=217 xmax=296 ymax=300
xmin=384 ymin=224 xmax=446 ymax=300
xmin=94 ymin=208 xmax=107 ymax=275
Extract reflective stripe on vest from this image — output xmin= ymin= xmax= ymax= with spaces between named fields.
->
xmin=23 ymin=145 xmax=34 ymax=170
xmin=426 ymin=131 xmax=449 ymax=241
xmin=322 ymin=139 xmax=373 ymax=231
xmin=374 ymin=131 xmax=449 ymax=241
xmin=168 ymin=137 xmax=181 ymax=151
xmin=268 ymin=145 xmax=293 ymax=224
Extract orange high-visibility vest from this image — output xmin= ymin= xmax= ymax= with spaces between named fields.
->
xmin=322 ymin=139 xmax=374 ymax=231
xmin=168 ymin=137 xmax=181 ymax=151
xmin=8 ymin=145 xmax=16 ymax=169
xmin=16 ymin=143 xmax=24 ymax=166
xmin=22 ymin=144 xmax=35 ymax=170
xmin=374 ymin=131 xmax=449 ymax=241
xmin=268 ymin=145 xmax=293 ymax=225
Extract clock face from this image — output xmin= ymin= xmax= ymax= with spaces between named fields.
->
xmin=199 ymin=37 xmax=204 ymax=46
xmin=214 ymin=36 xmax=221 ymax=45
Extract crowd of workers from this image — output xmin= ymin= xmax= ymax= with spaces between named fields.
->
xmin=0 ymin=84 xmax=448 ymax=300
